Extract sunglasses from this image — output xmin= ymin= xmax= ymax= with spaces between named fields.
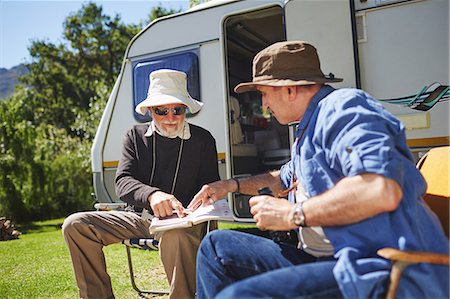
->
xmin=152 ymin=106 xmax=187 ymax=116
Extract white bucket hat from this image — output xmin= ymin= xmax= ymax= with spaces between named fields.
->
xmin=135 ymin=69 xmax=203 ymax=115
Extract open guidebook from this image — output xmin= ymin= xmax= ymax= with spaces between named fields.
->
xmin=149 ymin=199 xmax=233 ymax=233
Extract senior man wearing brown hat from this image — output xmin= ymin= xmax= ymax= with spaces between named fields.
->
xmin=190 ymin=41 xmax=449 ymax=298
xmin=63 ymin=69 xmax=220 ymax=299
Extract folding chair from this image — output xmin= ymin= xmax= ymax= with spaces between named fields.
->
xmin=121 ymin=220 xmax=215 ymax=296
xmin=121 ymin=238 xmax=169 ymax=296
xmin=93 ymin=204 xmax=168 ymax=295
xmin=377 ymin=146 xmax=450 ymax=299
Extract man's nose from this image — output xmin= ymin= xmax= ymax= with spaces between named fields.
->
xmin=166 ymin=111 xmax=177 ymax=121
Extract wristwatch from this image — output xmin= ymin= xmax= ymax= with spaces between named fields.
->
xmin=292 ymin=202 xmax=306 ymax=227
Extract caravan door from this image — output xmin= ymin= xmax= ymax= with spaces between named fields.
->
xmin=223 ymin=4 xmax=288 ymax=220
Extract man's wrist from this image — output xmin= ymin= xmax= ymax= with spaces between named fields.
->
xmin=147 ymin=189 xmax=158 ymax=202
xmin=231 ymin=178 xmax=240 ymax=193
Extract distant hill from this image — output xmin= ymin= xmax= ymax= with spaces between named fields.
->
xmin=0 ymin=64 xmax=29 ymax=100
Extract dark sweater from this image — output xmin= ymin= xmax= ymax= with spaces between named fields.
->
xmin=115 ymin=123 xmax=220 ymax=211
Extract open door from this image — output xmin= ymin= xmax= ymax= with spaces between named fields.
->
xmin=223 ymin=5 xmax=287 ymax=220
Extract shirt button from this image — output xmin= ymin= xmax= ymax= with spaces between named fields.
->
xmin=345 ymin=147 xmax=353 ymax=153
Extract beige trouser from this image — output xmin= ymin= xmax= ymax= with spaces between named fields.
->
xmin=62 ymin=210 xmax=206 ymax=299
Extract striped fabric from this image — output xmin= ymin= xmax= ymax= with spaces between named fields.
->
xmin=122 ymin=238 xmax=159 ymax=251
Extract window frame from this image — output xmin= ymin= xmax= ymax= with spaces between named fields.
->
xmin=132 ymin=49 xmax=201 ymax=122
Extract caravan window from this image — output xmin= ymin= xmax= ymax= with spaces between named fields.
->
xmin=132 ymin=50 xmax=200 ymax=122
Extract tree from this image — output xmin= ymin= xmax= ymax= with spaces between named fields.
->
xmin=21 ymin=3 xmax=140 ymax=136
xmin=148 ymin=5 xmax=181 ymax=21
xmin=0 ymin=87 xmax=93 ymax=221
xmin=0 ymin=2 xmax=183 ymax=222
xmin=189 ymin=0 xmax=210 ymax=8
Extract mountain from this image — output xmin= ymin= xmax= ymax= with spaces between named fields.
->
xmin=0 ymin=64 xmax=29 ymax=100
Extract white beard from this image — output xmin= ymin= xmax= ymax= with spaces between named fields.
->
xmin=155 ymin=121 xmax=185 ymax=138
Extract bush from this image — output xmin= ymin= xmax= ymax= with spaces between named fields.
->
xmin=0 ymin=95 xmax=93 ymax=222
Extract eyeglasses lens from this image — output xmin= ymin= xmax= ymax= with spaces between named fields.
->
xmin=153 ymin=106 xmax=186 ymax=116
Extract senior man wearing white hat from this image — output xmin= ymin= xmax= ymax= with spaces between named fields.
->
xmin=63 ymin=69 xmax=220 ymax=299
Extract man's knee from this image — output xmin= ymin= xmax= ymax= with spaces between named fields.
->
xmin=198 ymin=230 xmax=231 ymax=257
xmin=62 ymin=212 xmax=91 ymax=237
xmin=160 ymin=229 xmax=199 ymax=257
xmin=202 ymin=229 xmax=234 ymax=248
xmin=159 ymin=228 xmax=189 ymax=253
xmin=200 ymin=230 xmax=260 ymax=265
xmin=216 ymin=284 xmax=242 ymax=299
xmin=161 ymin=224 xmax=207 ymax=247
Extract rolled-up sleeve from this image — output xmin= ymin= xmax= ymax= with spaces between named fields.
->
xmin=316 ymin=90 xmax=406 ymax=186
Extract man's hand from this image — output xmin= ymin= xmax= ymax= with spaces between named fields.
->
xmin=188 ymin=179 xmax=236 ymax=210
xmin=249 ymin=195 xmax=295 ymax=231
xmin=149 ymin=191 xmax=187 ymax=218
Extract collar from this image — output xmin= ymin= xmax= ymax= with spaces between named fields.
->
xmin=295 ymin=85 xmax=335 ymax=137
xmin=144 ymin=120 xmax=191 ymax=140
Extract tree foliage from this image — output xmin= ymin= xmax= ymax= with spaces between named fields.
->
xmin=148 ymin=5 xmax=180 ymax=20
xmin=22 ymin=3 xmax=140 ymax=135
xmin=0 ymin=2 xmax=179 ymax=222
xmin=189 ymin=0 xmax=209 ymax=8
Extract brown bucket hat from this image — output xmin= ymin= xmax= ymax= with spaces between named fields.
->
xmin=234 ymin=40 xmax=342 ymax=93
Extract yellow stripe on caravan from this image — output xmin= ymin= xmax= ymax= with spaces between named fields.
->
xmin=103 ymin=161 xmax=118 ymax=168
xmin=217 ymin=152 xmax=226 ymax=162
xmin=407 ymin=136 xmax=450 ymax=148
xmin=102 ymin=138 xmax=449 ymax=168
xmin=103 ymin=153 xmax=227 ymax=168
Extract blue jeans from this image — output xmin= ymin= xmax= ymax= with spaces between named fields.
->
xmin=196 ymin=230 xmax=343 ymax=299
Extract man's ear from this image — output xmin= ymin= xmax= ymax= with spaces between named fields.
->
xmin=287 ymin=86 xmax=297 ymax=101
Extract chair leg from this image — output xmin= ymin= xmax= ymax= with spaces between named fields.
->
xmin=386 ymin=261 xmax=413 ymax=299
xmin=125 ymin=245 xmax=169 ymax=295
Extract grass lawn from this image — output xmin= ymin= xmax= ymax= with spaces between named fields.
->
xmin=0 ymin=218 xmax=168 ymax=299
xmin=0 ymin=218 xmax=257 ymax=298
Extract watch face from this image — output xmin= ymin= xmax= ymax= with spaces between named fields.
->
xmin=293 ymin=211 xmax=300 ymax=226
xmin=293 ymin=206 xmax=304 ymax=226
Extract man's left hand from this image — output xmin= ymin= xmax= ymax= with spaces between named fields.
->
xmin=249 ymin=196 xmax=295 ymax=231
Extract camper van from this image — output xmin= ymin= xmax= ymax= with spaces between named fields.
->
xmin=91 ymin=0 xmax=449 ymax=220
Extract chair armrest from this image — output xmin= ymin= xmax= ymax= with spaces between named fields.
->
xmin=122 ymin=239 xmax=159 ymax=251
xmin=94 ymin=202 xmax=127 ymax=211
xmin=378 ymin=247 xmax=449 ymax=299
xmin=377 ymin=247 xmax=450 ymax=265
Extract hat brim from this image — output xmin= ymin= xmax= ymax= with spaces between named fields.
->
xmin=135 ymin=94 xmax=203 ymax=115
xmin=234 ymin=77 xmax=343 ymax=94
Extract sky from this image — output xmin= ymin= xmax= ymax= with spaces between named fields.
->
xmin=0 ymin=0 xmax=190 ymax=69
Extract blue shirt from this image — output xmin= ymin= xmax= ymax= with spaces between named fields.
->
xmin=280 ymin=85 xmax=449 ymax=298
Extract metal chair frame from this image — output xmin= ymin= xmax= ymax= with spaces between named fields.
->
xmin=123 ymin=240 xmax=169 ymax=296
xmin=122 ymin=221 xmax=213 ymax=296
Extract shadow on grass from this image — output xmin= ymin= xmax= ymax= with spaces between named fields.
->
xmin=17 ymin=219 xmax=64 ymax=234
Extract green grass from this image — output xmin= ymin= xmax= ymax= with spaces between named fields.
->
xmin=0 ymin=218 xmax=168 ymax=299
xmin=0 ymin=219 xmax=258 ymax=299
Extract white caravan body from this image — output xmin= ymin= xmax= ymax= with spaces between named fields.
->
xmin=92 ymin=0 xmax=449 ymax=220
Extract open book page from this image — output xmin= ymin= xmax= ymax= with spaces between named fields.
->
xmin=190 ymin=198 xmax=233 ymax=225
xmin=149 ymin=199 xmax=233 ymax=233
xmin=149 ymin=214 xmax=193 ymax=233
